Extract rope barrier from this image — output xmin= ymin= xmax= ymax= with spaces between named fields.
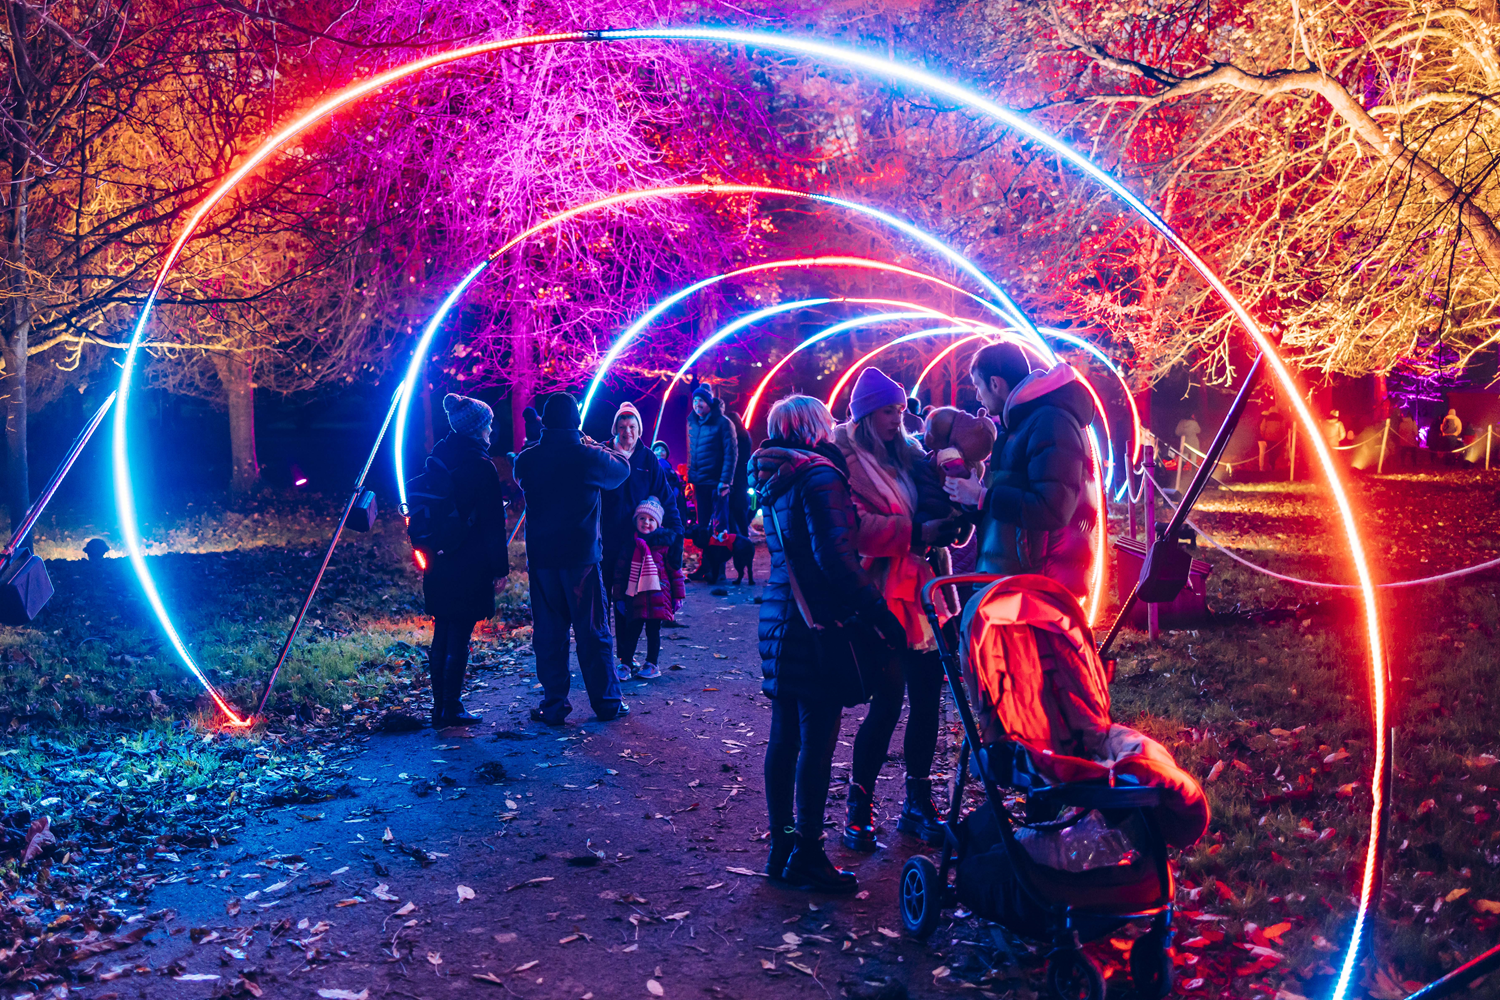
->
xmin=1126 ymin=466 xmax=1500 ymax=589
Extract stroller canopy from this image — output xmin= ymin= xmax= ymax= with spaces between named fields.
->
xmin=959 ymin=575 xmax=1210 ymax=848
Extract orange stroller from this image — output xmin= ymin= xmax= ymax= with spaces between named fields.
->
xmin=902 ymin=574 xmax=1209 ymax=1000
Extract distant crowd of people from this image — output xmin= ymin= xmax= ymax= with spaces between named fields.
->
xmin=404 ymin=344 xmax=1110 ymax=892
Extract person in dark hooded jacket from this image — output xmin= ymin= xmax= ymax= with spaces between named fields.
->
xmin=686 ymin=385 xmax=736 ymax=531
xmin=946 ymin=343 xmax=1098 ymax=601
xmin=420 ymin=394 xmax=510 ymax=727
xmin=753 ymin=394 xmax=906 ymax=895
xmin=514 ymin=392 xmax=631 ymax=724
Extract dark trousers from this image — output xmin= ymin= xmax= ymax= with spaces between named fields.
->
xmin=850 ymin=649 xmax=945 ymax=789
xmin=690 ymin=482 xmax=720 ymax=528
xmin=765 ymin=695 xmax=843 ymax=839
xmin=430 ymin=618 xmax=477 ymax=713
xmin=617 ymin=615 xmax=662 ymax=666
xmin=529 ymin=564 xmax=621 ymax=720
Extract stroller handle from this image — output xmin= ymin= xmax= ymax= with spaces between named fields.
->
xmin=920 ymin=573 xmax=1005 ymax=617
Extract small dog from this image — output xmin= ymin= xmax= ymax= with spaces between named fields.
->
xmin=691 ymin=528 xmax=755 ymax=585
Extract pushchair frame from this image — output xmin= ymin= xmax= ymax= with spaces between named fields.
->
xmin=904 ymin=573 xmax=1176 ymax=1000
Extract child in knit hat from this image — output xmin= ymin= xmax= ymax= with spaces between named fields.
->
xmin=610 ymin=496 xmax=685 ymax=679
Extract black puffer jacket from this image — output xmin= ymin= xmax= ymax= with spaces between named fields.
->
xmin=753 ymin=439 xmax=884 ymax=704
xmin=422 ymin=434 xmax=510 ymax=621
xmin=976 ymin=365 xmax=1098 ymax=599
xmin=687 ymin=396 xmax=737 ymax=486
xmin=600 ymin=443 xmax=685 ymax=586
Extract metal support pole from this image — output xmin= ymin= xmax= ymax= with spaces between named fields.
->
xmin=6 ymin=393 xmax=117 ymax=557
xmin=1098 ymin=355 xmax=1265 ymax=660
xmin=1378 ymin=418 xmax=1390 ymax=475
xmin=1175 ymin=435 xmax=1187 ymax=493
xmin=1487 ymin=426 xmax=1493 ymax=471
xmin=1401 ymin=942 xmax=1500 ymax=1000
xmin=1288 ymin=423 xmax=1297 ymax=482
xmin=255 ymin=384 xmax=407 ymax=721
xmin=1258 ymin=439 xmax=1267 ymax=473
xmin=1145 ymin=457 xmax=1159 ymax=643
xmin=1128 ymin=472 xmax=1138 ymax=540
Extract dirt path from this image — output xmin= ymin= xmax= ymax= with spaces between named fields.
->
xmin=127 ymin=569 xmax=978 ymax=1000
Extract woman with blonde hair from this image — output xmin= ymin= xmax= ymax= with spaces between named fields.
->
xmin=751 ymin=394 xmax=906 ymax=893
xmin=833 ymin=368 xmax=965 ymax=851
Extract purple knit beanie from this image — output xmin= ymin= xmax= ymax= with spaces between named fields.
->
xmin=849 ymin=367 xmax=907 ymax=424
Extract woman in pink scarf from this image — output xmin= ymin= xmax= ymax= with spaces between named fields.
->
xmin=833 ymin=367 xmax=967 ymax=852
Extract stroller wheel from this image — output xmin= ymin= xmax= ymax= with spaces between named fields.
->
xmin=898 ymin=855 xmax=942 ymax=939
xmin=1046 ymin=950 xmax=1106 ymax=1000
xmin=1129 ymin=923 xmax=1174 ymax=1000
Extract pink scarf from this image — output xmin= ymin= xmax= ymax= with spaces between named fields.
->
xmin=625 ymin=537 xmax=663 ymax=597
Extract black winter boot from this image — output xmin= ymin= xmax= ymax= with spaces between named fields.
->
xmin=896 ymin=777 xmax=947 ymax=845
xmin=440 ymin=662 xmax=480 ymax=726
xmin=842 ymin=782 xmax=878 ymax=852
xmin=781 ymin=833 xmax=858 ymax=894
xmin=765 ymin=826 xmax=796 ymax=880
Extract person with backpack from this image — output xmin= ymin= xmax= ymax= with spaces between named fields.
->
xmin=407 ymin=394 xmax=510 ymax=728
xmin=513 ymin=392 xmax=632 ymax=724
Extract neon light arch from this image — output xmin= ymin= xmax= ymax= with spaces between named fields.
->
xmin=108 ymin=29 xmax=1384 ymax=985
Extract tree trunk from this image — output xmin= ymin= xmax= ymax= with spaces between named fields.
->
xmin=3 ymin=168 xmax=31 ymax=533
xmin=211 ymin=350 xmax=260 ymax=494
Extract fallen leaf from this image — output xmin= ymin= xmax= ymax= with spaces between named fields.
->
xmin=382 ymin=827 xmax=394 ymax=842
xmin=175 ymin=974 xmax=221 ymax=981
xmin=335 ymin=897 xmax=365 ymax=907
xmin=1445 ymin=887 xmax=1470 ymax=903
xmin=1262 ymin=921 xmax=1292 ymax=943
xmin=473 ymin=973 xmax=506 ymax=986
xmin=647 ymin=980 xmax=665 ymax=996
xmin=933 ymin=966 xmax=952 ymax=978
xmin=371 ymin=884 xmax=399 ymax=902
xmin=395 ymin=902 xmax=416 ymax=916
xmin=22 ymin=816 xmax=54 ymax=864
xmin=1472 ymin=899 xmax=1500 ymax=914
xmin=457 ymin=884 xmax=476 ymax=903
xmin=317 ymin=991 xmax=369 ymax=1000
xmin=877 ymin=927 xmax=901 ymax=939
xmin=787 ymin=962 xmax=815 ymax=976
xmin=725 ymin=866 xmax=766 ymax=877
xmin=1324 ymin=749 xmax=1351 ymax=764
xmin=665 ymin=911 xmax=690 ymax=921
xmin=1205 ymin=760 xmax=1225 ymax=783
xmin=760 ymin=958 xmax=775 ymax=970
xmin=506 ymin=877 xmax=555 ymax=892
xmin=782 ymin=932 xmax=802 ymax=945
xmin=427 ymin=951 xmax=443 ymax=966
xmin=225 ymin=898 xmax=241 ymax=917
xmin=514 ymin=960 xmax=540 ymax=972
xmin=1417 ymin=798 xmax=1437 ymax=816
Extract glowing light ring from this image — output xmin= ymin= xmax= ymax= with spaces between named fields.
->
xmin=113 ymin=33 xmax=1382 ymax=983
xmin=744 ymin=311 xmax=1013 ymax=426
xmin=824 ymin=325 xmax=990 ymax=412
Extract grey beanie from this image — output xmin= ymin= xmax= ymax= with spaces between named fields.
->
xmin=443 ymin=393 xmax=493 ymax=446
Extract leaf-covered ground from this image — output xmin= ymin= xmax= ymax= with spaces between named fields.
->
xmin=0 ymin=473 xmax=1497 ymax=999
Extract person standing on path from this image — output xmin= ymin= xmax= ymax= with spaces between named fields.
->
xmin=1440 ymin=407 xmax=1464 ymax=452
xmin=1174 ymin=413 xmax=1202 ymax=461
xmin=513 ymin=392 xmax=631 ymax=725
xmin=609 ymin=497 xmax=685 ymax=679
xmin=686 ymin=385 xmax=737 ymax=540
xmin=752 ymin=394 xmax=907 ymax=893
xmin=600 ymin=402 xmax=684 ymax=680
xmin=946 ymin=343 xmax=1098 ymax=603
xmin=832 ymin=368 xmax=965 ymax=854
xmin=416 ymin=394 xmax=510 ymax=728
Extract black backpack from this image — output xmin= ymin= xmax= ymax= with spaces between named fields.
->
xmin=405 ymin=456 xmax=476 ymax=558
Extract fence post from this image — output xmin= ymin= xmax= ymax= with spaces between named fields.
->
xmin=1175 ymin=435 xmax=1187 ymax=493
xmin=1488 ymin=426 xmax=1493 ymax=471
xmin=1288 ymin=424 xmax=1297 ymax=482
xmin=1378 ymin=418 xmax=1390 ymax=475
xmin=1144 ymin=448 xmax=1159 ymax=643
xmin=1259 ymin=439 xmax=1267 ymax=472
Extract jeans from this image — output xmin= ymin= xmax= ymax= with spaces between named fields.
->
xmin=528 ymin=564 xmax=622 ymax=720
xmin=765 ymin=695 xmax=843 ymax=839
xmin=850 ymin=649 xmax=945 ymax=789
xmin=617 ymin=616 xmax=662 ymax=666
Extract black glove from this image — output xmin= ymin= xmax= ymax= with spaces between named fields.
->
xmin=915 ymin=515 xmax=963 ymax=549
xmin=855 ymin=604 xmax=907 ymax=651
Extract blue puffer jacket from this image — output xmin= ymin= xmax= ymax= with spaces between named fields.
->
xmin=976 ymin=364 xmax=1099 ymax=600
xmin=753 ymin=440 xmax=884 ymax=705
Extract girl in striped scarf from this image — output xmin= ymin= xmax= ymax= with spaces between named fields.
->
xmin=611 ymin=497 xmax=686 ymax=679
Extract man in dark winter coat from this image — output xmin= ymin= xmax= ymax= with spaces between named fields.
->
xmin=419 ymin=394 xmax=510 ymax=727
xmin=600 ymin=402 xmax=685 ymax=674
xmin=686 ymin=385 xmax=736 ymax=530
xmin=514 ymin=392 xmax=631 ymax=724
xmin=947 ymin=343 xmax=1098 ymax=602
